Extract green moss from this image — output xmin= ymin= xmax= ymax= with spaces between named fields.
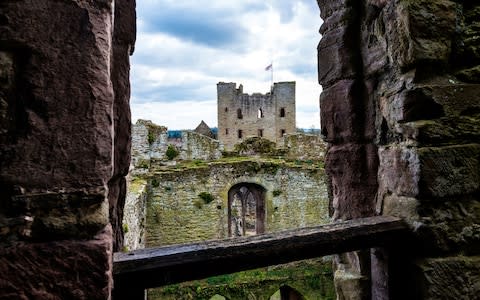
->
xmin=263 ymin=162 xmax=280 ymax=174
xmin=234 ymin=137 xmax=278 ymax=156
xmin=149 ymin=259 xmax=335 ymax=300
xmin=148 ymin=131 xmax=155 ymax=145
xmin=198 ymin=192 xmax=214 ymax=204
xmin=122 ymin=223 xmax=129 ymax=233
xmin=193 ymin=159 xmax=204 ymax=166
xmin=272 ymin=190 xmax=282 ymax=197
xmin=246 ymin=161 xmax=262 ymax=173
xmin=137 ymin=159 xmax=150 ymax=169
xmin=129 ymin=178 xmax=148 ymax=194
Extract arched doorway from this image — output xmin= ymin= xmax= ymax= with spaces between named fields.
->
xmin=270 ymin=285 xmax=305 ymax=300
xmin=228 ymin=183 xmax=266 ymax=237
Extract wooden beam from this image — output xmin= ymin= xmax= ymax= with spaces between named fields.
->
xmin=113 ymin=216 xmax=409 ymax=292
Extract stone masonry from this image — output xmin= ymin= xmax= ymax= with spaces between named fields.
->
xmin=125 ymin=161 xmax=329 ymax=249
xmin=318 ymin=0 xmax=480 ymax=299
xmin=0 ymin=1 xmax=135 ymax=298
xmin=130 ymin=119 xmax=222 ymax=171
xmin=217 ymin=82 xmax=296 ymax=150
xmin=124 ymin=119 xmax=329 ymax=250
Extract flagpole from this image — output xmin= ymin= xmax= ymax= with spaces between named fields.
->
xmin=265 ymin=62 xmax=273 ymax=92
xmin=270 ymin=61 xmax=273 ymax=91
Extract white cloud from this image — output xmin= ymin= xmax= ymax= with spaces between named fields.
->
xmin=130 ymin=0 xmax=323 ymax=129
xmin=131 ymin=100 xmax=217 ymax=130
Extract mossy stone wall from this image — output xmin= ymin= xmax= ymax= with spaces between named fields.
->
xmin=145 ymin=160 xmax=329 ymax=247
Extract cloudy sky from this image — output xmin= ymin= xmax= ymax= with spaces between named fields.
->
xmin=130 ymin=0 xmax=323 ymax=130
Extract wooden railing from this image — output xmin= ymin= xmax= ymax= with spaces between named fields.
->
xmin=113 ymin=216 xmax=409 ymax=299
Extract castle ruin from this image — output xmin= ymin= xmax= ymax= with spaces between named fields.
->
xmin=217 ymin=82 xmax=296 ymax=150
xmin=1 ymin=1 xmax=479 ymax=299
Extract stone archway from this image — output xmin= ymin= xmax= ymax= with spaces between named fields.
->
xmin=269 ymin=285 xmax=305 ymax=300
xmin=228 ymin=183 xmax=266 ymax=237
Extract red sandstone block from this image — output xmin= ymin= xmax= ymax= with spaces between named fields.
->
xmin=318 ymin=25 xmax=359 ymax=88
xmin=320 ymin=80 xmax=363 ymax=143
xmin=378 ymin=145 xmax=420 ymax=198
xmin=0 ymin=1 xmax=115 ymax=192
xmin=384 ymin=0 xmax=456 ymax=70
xmin=415 ymin=256 xmax=480 ymax=299
xmin=326 ymin=143 xmax=378 ymax=220
xmin=418 ymin=144 xmax=480 ymax=198
xmin=378 ymin=144 xmax=480 ymax=199
xmin=0 ymin=226 xmax=113 ymax=300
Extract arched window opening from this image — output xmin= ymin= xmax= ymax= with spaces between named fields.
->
xmin=258 ymin=108 xmax=264 ymax=118
xmin=280 ymin=129 xmax=286 ymax=137
xmin=280 ymin=107 xmax=285 ymax=117
xmin=228 ymin=183 xmax=266 ymax=237
xmin=237 ymin=108 xmax=243 ymax=119
xmin=225 ymin=107 xmax=228 ymax=112
xmin=238 ymin=129 xmax=243 ymax=139
xmin=258 ymin=129 xmax=263 ymax=137
xmin=225 ymin=128 xmax=229 ymax=135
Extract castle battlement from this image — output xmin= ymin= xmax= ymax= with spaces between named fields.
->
xmin=217 ymin=82 xmax=296 ymax=150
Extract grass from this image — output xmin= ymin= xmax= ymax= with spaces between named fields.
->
xmin=149 ymin=258 xmax=335 ymax=300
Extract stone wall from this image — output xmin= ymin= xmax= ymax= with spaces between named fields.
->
xmin=125 ymin=120 xmax=328 ymax=251
xmin=126 ymin=161 xmax=328 ymax=248
xmin=283 ymin=133 xmax=327 ymax=161
xmin=217 ymin=82 xmax=296 ymax=150
xmin=318 ymin=0 xmax=480 ymax=299
xmin=179 ymin=131 xmax=222 ymax=161
xmin=123 ymin=177 xmax=148 ymax=251
xmin=0 ymin=1 xmax=135 ymax=298
xmin=131 ymin=120 xmax=222 ymax=170
xmin=131 ymin=119 xmax=168 ymax=169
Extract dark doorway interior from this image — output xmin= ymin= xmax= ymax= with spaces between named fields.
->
xmin=228 ymin=183 xmax=266 ymax=237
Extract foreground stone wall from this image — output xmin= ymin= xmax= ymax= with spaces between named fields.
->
xmin=318 ymin=0 xmax=480 ymax=299
xmin=0 ymin=1 xmax=135 ymax=298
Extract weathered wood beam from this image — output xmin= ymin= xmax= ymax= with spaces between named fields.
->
xmin=113 ymin=216 xmax=409 ymax=293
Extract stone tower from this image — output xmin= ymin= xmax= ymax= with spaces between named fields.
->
xmin=217 ymin=82 xmax=296 ymax=150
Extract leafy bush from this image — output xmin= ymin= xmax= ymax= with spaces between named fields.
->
xmin=198 ymin=192 xmax=214 ymax=204
xmin=166 ymin=144 xmax=179 ymax=160
xmin=147 ymin=132 xmax=155 ymax=145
